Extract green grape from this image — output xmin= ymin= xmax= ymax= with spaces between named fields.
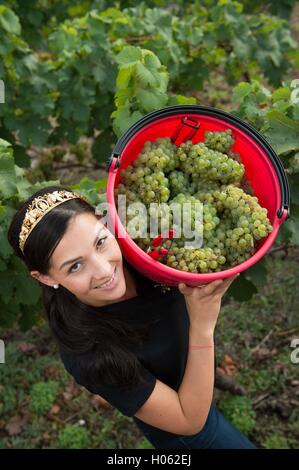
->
xmin=166 ymin=243 xmax=227 ymax=273
xmin=211 ymin=185 xmax=273 ymax=265
xmin=135 ymin=137 xmax=179 ymax=173
xmin=177 ymin=141 xmax=245 ymax=185
xmin=168 ymin=170 xmax=196 ymax=197
xmin=119 ymin=165 xmax=170 ymax=204
xmin=204 ymin=129 xmax=235 ymax=153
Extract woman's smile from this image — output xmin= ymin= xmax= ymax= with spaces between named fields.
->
xmin=94 ymin=266 xmax=117 ymax=290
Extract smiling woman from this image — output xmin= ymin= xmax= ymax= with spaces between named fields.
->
xmin=30 ymin=209 xmax=134 ymax=308
xmin=7 ymin=185 xmax=154 ymax=387
xmin=7 ymin=185 xmax=256 ymax=449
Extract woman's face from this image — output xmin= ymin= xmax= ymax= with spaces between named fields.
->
xmin=31 ymin=212 xmax=130 ymax=307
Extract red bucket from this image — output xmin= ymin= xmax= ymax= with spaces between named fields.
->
xmin=106 ymin=105 xmax=290 ymax=286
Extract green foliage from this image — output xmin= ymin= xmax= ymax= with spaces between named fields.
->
xmin=219 ymin=395 xmax=256 ymax=435
xmin=232 ymin=79 xmax=299 ymax=247
xmin=0 ymin=4 xmax=117 ymax=161
xmin=0 ymin=139 xmax=59 ymax=330
xmin=263 ymin=433 xmax=289 ymax=449
xmin=1 ymin=332 xmax=148 ymax=447
xmin=4 ymin=1 xmax=296 ymax=50
xmin=29 ymin=380 xmax=60 ymax=416
xmin=70 ymin=176 xmax=107 ymax=207
xmin=135 ymin=437 xmax=155 ymax=449
xmin=96 ymin=1 xmax=297 ymax=88
xmin=242 ymin=0 xmax=297 ymax=20
xmin=0 ymin=2 xmax=297 ymax=160
xmin=112 ymin=45 xmax=195 ymax=136
xmin=0 ymin=385 xmax=17 ymax=417
xmin=56 ymin=424 xmax=91 ymax=449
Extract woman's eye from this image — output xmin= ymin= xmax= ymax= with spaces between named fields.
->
xmin=68 ymin=237 xmax=107 ymax=274
xmin=96 ymin=236 xmax=107 ymax=249
xmin=69 ymin=262 xmax=81 ymax=274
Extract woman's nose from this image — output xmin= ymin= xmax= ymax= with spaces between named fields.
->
xmin=90 ymin=255 xmax=113 ymax=280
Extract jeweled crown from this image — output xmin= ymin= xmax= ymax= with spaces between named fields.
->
xmin=19 ymin=190 xmax=81 ymax=253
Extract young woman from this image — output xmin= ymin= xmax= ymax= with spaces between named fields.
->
xmin=8 ymin=185 xmax=257 ymax=449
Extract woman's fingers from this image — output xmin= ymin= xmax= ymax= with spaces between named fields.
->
xmin=179 ymin=274 xmax=239 ymax=297
xmin=200 ymin=279 xmax=224 ymax=296
xmin=212 ymin=274 xmax=239 ymax=296
xmin=178 ymin=283 xmax=194 ymax=296
xmin=179 ymin=279 xmax=223 ymax=296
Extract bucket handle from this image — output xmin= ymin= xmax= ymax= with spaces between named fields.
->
xmin=171 ymin=116 xmax=200 ymax=144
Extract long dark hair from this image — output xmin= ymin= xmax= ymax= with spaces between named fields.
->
xmin=7 ymin=185 xmax=158 ymax=388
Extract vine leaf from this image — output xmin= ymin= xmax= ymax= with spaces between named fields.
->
xmin=228 ymin=275 xmax=258 ymax=301
xmin=264 ymin=110 xmax=299 ymax=155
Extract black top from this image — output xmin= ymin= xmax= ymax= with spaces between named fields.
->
xmin=58 ymin=260 xmax=209 ymax=439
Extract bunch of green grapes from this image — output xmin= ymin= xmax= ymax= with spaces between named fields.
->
xmin=126 ymin=203 xmax=148 ymax=240
xmin=115 ymin=130 xmax=273 ymax=273
xmin=204 ymin=129 xmax=235 ymax=153
xmin=193 ymin=181 xmax=226 ymax=205
xmin=117 ymin=165 xmax=170 ymax=204
xmin=133 ymin=193 xmax=205 ymax=255
xmin=168 ymin=170 xmax=197 ymax=197
xmin=205 ymin=216 xmax=231 ymax=256
xmin=165 ymin=244 xmax=226 ymax=273
xmin=136 ymin=137 xmax=179 ymax=172
xmin=217 ymin=185 xmax=272 ymax=239
xmin=210 ymin=185 xmax=273 ymax=266
xmin=125 ymin=200 xmax=175 ymax=247
xmin=115 ymin=182 xmax=140 ymax=204
xmin=169 ymin=193 xmax=221 ymax=242
xmin=177 ymin=141 xmax=245 ymax=185
xmin=227 ymin=150 xmax=242 ymax=164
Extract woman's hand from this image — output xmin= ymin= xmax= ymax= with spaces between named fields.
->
xmin=178 ymin=274 xmax=239 ymax=336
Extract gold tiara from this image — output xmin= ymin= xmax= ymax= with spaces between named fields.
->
xmin=19 ymin=190 xmax=82 ymax=254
